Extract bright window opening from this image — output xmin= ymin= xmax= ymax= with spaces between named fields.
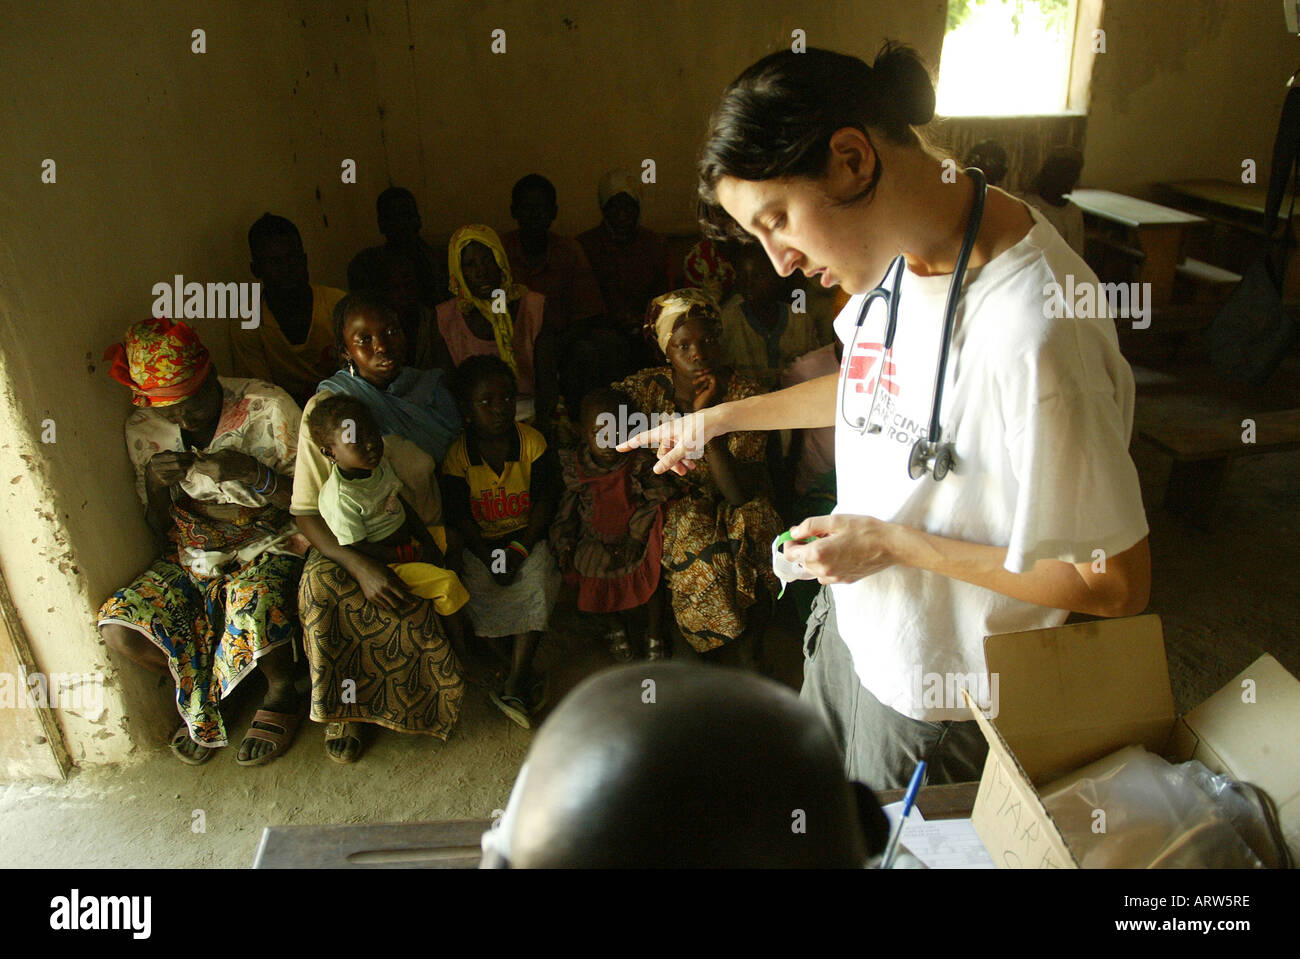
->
xmin=936 ymin=0 xmax=1078 ymax=116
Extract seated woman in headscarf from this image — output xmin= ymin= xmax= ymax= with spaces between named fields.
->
xmin=613 ymin=290 xmax=783 ymax=666
xmin=292 ymin=292 xmax=465 ymax=764
xmin=435 ymin=224 xmax=557 ymax=430
xmin=97 ymin=318 xmax=306 ymax=766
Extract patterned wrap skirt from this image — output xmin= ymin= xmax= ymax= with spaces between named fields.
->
xmin=297 ymin=548 xmax=465 ymax=739
xmin=98 ymin=551 xmax=303 ymax=747
xmin=661 ymin=489 xmax=783 ymax=653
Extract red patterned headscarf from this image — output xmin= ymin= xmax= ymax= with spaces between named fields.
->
xmin=683 ymin=239 xmax=736 ymax=304
xmin=103 ymin=317 xmax=212 ymax=407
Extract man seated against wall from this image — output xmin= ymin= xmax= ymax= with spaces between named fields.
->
xmin=233 ymin=213 xmax=345 ymax=407
xmin=348 ymin=187 xmax=450 ymax=311
xmin=719 ymin=243 xmax=825 ymax=392
xmin=577 ymin=169 xmax=671 ymax=371
xmin=502 ymin=173 xmax=605 ymax=347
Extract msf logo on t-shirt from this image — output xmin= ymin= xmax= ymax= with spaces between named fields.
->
xmin=842 ymin=338 xmax=927 ymax=446
xmin=843 ymin=341 xmax=899 ymax=397
xmin=471 ymin=488 xmax=531 ymax=523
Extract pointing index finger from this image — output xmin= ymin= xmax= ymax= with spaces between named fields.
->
xmin=616 ymin=427 xmax=655 ymax=453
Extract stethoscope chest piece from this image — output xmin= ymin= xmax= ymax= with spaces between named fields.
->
xmin=908 ymin=437 xmax=955 ymax=481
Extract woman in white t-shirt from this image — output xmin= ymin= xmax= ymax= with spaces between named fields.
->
xmin=621 ymin=43 xmax=1150 ymax=791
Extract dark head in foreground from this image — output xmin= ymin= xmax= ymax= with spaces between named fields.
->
xmin=484 ymin=662 xmax=890 ymax=867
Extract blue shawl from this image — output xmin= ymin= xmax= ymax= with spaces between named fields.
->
xmin=318 ymin=367 xmax=461 ymax=463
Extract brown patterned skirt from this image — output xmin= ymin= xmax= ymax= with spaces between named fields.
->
xmin=662 ymin=489 xmax=783 ymax=652
xmin=298 ymin=549 xmax=465 ymax=738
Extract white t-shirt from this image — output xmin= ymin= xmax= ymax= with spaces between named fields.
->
xmin=830 ymin=204 xmax=1148 ymax=722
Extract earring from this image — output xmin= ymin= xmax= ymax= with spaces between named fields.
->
xmin=348 ymin=359 xmax=356 ymax=376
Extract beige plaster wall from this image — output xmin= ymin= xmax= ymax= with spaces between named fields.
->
xmin=0 ymin=0 xmax=386 ymax=768
xmin=1084 ymin=0 xmax=1292 ymax=194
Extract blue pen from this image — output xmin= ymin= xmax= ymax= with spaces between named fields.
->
xmin=880 ymin=760 xmax=926 ymax=869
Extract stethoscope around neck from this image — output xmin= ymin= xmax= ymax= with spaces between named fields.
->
xmin=836 ymin=167 xmax=987 ymax=481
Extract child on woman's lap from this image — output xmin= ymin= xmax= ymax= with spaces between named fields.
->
xmin=307 ymin=395 xmax=469 ymax=636
xmin=441 ymin=355 xmax=562 ymax=728
xmin=550 ymin=388 xmax=672 ymax=661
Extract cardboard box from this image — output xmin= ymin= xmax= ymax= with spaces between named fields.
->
xmin=966 ymin=614 xmax=1300 ymax=868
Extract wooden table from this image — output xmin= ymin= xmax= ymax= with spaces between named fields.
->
xmin=252 ymin=782 xmax=984 ymax=868
xmin=1156 ymin=178 xmax=1294 ymax=223
xmin=1156 ymin=178 xmax=1300 ymax=296
xmin=876 ymin=780 xmax=980 ymax=819
xmin=1068 ymin=189 xmax=1206 ymax=306
xmin=253 ymin=818 xmax=492 ymax=869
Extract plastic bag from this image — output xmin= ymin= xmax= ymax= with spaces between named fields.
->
xmin=771 ymin=531 xmax=818 ymax=598
xmin=1039 ymin=745 xmax=1265 ymax=869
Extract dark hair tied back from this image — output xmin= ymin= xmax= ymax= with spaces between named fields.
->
xmin=697 ymin=41 xmax=935 ymax=241
xmin=870 ymin=41 xmax=936 ymax=129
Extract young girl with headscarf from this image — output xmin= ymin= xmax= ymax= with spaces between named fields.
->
xmin=435 ymin=224 xmax=557 ymax=427
xmin=613 ymin=289 xmax=782 ymax=665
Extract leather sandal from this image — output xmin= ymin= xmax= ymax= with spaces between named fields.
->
xmin=235 ymin=707 xmax=304 ymax=766
xmin=608 ymin=626 xmax=635 ymax=663
xmin=169 ymin=724 xmax=216 ymax=766
xmin=323 ymin=721 xmax=364 ymax=764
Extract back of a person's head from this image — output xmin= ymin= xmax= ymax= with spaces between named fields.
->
xmin=488 ymin=662 xmax=889 ymax=868
xmin=964 ymin=139 xmax=1009 ymax=187
xmin=1034 ymin=146 xmax=1084 ymax=197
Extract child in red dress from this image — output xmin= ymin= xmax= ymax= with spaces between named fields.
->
xmin=550 ymin=387 xmax=674 ymax=661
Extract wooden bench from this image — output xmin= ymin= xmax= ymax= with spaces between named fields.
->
xmin=1139 ymin=409 xmax=1300 ymax=527
xmin=1174 ymin=257 xmax=1242 ymax=305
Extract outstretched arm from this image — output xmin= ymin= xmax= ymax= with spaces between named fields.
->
xmin=617 ymin=373 xmax=838 ymax=475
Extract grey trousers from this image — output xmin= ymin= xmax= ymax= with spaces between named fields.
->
xmin=799 ymin=587 xmax=989 ymax=791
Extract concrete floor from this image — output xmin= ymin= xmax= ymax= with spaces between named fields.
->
xmin=3 ymin=356 xmax=1297 ymax=868
xmin=0 ymin=595 xmax=807 ymax=868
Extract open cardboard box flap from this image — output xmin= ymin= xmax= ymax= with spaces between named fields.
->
xmin=1171 ymin=655 xmax=1300 ymax=856
xmin=982 ymin=614 xmax=1174 ymax=783
xmin=968 ymin=614 xmax=1300 ymax=866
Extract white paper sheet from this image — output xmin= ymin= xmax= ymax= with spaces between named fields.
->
xmin=881 ymin=801 xmax=996 ymax=869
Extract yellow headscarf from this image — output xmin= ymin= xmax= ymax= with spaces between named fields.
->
xmin=644 ymin=288 xmax=722 ymax=357
xmin=448 ymin=224 xmax=527 ymax=375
